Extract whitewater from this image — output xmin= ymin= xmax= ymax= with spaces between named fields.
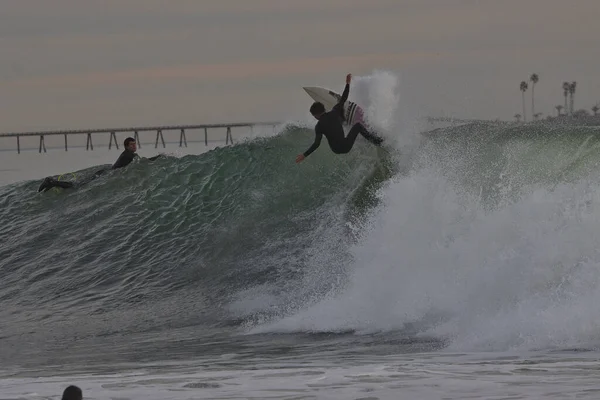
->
xmin=3 ymin=71 xmax=600 ymax=399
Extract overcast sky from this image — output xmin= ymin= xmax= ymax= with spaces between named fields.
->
xmin=2 ymin=0 xmax=599 ymax=132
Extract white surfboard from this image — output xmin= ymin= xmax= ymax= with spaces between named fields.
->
xmin=303 ymin=86 xmax=365 ymax=128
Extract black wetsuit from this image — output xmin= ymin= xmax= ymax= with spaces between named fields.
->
xmin=37 ymin=169 xmax=107 ymax=192
xmin=112 ymin=149 xmax=161 ymax=169
xmin=38 ymin=150 xmax=160 ymax=192
xmin=303 ymin=83 xmax=383 ymax=158
xmin=112 ymin=149 xmax=139 ymax=169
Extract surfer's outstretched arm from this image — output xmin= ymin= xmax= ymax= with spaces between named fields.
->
xmin=304 ymin=130 xmax=322 ymax=157
xmin=296 ymin=129 xmax=322 ymax=163
xmin=332 ymin=74 xmax=352 ymax=116
xmin=340 ymin=76 xmax=350 ymax=103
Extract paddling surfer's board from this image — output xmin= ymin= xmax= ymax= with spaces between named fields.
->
xmin=303 ymin=86 xmax=365 ymax=128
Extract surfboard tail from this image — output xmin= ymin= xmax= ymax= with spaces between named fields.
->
xmin=347 ymin=103 xmax=365 ymax=126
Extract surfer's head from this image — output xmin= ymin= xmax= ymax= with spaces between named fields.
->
xmin=124 ymin=137 xmax=137 ymax=152
xmin=310 ymin=102 xmax=326 ymax=119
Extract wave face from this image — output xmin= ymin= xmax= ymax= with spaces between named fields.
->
xmin=0 ymin=126 xmax=391 ymax=353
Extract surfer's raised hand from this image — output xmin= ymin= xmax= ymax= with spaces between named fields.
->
xmin=346 ymin=73 xmax=352 ymax=84
xmin=295 ymin=154 xmax=305 ymax=163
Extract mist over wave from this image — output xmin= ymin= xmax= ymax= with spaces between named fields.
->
xmin=253 ymin=169 xmax=600 ymax=352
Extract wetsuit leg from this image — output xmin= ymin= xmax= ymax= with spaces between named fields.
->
xmin=77 ymin=169 xmax=107 ymax=186
xmin=38 ymin=168 xmax=109 ymax=193
xmin=335 ymin=123 xmax=383 ymax=153
xmin=38 ymin=177 xmax=74 ymax=192
xmin=354 ymin=123 xmax=384 ymax=146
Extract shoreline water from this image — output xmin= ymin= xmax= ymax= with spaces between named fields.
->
xmin=3 ymin=349 xmax=600 ymax=400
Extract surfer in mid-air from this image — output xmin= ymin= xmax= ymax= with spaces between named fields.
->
xmin=38 ymin=137 xmax=161 ymax=192
xmin=296 ymin=73 xmax=383 ymax=164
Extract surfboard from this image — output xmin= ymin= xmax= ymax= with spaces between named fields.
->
xmin=303 ymin=86 xmax=365 ymax=128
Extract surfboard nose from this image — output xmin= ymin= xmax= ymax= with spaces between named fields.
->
xmin=303 ymin=87 xmax=330 ymax=104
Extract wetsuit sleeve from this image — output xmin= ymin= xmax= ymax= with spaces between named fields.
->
xmin=303 ymin=127 xmax=323 ymax=157
xmin=332 ymin=83 xmax=350 ymax=117
xmin=340 ymin=83 xmax=350 ymax=104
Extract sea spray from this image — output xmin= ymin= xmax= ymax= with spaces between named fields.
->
xmin=251 ymin=121 xmax=600 ymax=353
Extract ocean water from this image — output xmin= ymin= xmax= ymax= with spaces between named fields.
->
xmin=3 ymin=72 xmax=600 ymax=399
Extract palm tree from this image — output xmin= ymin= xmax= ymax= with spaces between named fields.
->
xmin=592 ymin=104 xmax=599 ymax=116
xmin=569 ymin=81 xmax=577 ymax=115
xmin=514 ymin=114 xmax=522 ymax=122
xmin=555 ymin=105 xmax=563 ymax=116
xmin=520 ymin=81 xmax=528 ymax=121
xmin=530 ymin=73 xmax=539 ymax=118
xmin=563 ymin=82 xmax=570 ymax=113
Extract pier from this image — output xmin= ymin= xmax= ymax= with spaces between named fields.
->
xmin=0 ymin=122 xmax=281 ymax=154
